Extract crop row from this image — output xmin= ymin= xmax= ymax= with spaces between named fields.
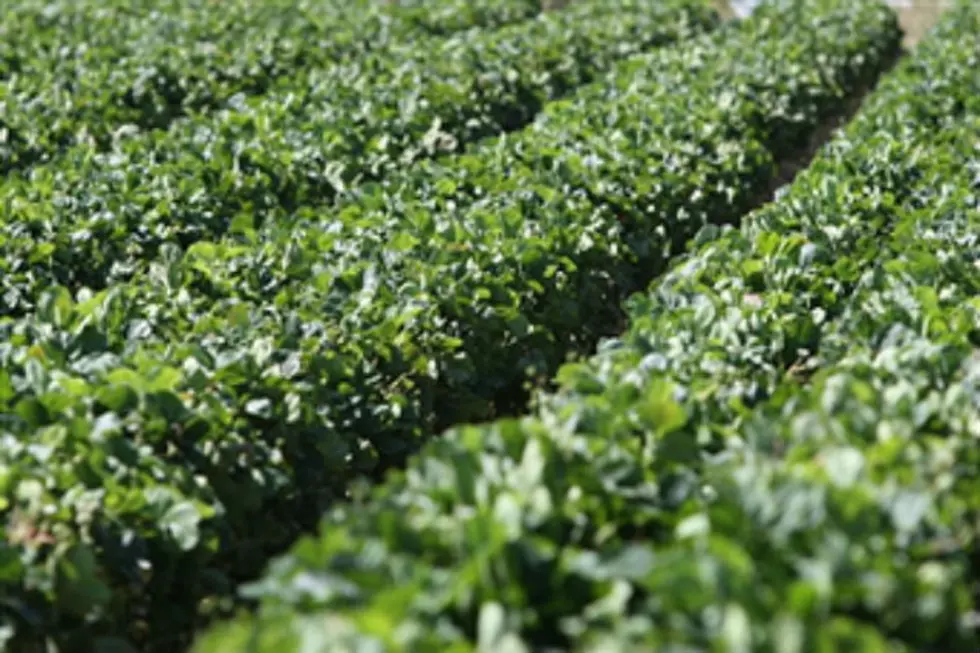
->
xmin=0 ymin=1 xmax=901 ymax=651
xmin=0 ymin=0 xmax=718 ymax=309
xmin=0 ymin=0 xmax=542 ymax=80
xmin=0 ymin=0 xmax=561 ymax=168
xmin=192 ymin=4 xmax=980 ymax=652
xmin=0 ymin=0 xmax=715 ymax=179
xmin=0 ymin=0 xmax=717 ymax=313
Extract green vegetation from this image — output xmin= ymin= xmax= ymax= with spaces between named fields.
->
xmin=2 ymin=0 xmax=978 ymax=652
xmin=0 ymin=0 xmax=717 ymax=310
xmin=0 ymin=0 xmax=551 ymax=171
xmin=193 ymin=3 xmax=980 ymax=652
xmin=1 ymin=1 xmax=723 ymax=650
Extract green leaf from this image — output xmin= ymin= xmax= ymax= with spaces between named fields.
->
xmin=0 ymin=546 xmax=24 ymax=583
xmin=55 ymin=545 xmax=111 ymax=617
xmin=244 ymin=398 xmax=273 ymax=419
xmin=162 ymin=501 xmax=204 ymax=551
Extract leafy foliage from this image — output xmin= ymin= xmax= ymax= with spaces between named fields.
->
xmin=0 ymin=0 xmax=553 ymax=172
xmin=0 ymin=1 xmax=722 ymax=651
xmin=0 ymin=1 xmax=904 ymax=651
xmin=190 ymin=3 xmax=980 ymax=653
xmin=0 ymin=0 xmax=718 ymax=314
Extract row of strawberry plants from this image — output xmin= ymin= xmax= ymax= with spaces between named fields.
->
xmin=0 ymin=0 xmax=542 ymax=76
xmin=0 ymin=2 xmax=901 ymax=652
xmin=0 ymin=0 xmax=555 ymax=172
xmin=0 ymin=0 xmax=719 ymax=302
xmin=191 ymin=5 xmax=980 ymax=652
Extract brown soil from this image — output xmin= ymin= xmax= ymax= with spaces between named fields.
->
xmin=894 ymin=2 xmax=953 ymax=45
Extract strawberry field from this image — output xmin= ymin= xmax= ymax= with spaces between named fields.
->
xmin=1 ymin=0 xmax=978 ymax=652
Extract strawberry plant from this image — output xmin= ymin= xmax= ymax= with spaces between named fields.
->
xmin=0 ymin=0 xmax=549 ymax=172
xmin=0 ymin=0 xmax=719 ymax=312
xmin=0 ymin=1 xmax=903 ymax=651
xmin=191 ymin=4 xmax=980 ymax=652
xmin=0 ymin=0 xmax=716 ymax=175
